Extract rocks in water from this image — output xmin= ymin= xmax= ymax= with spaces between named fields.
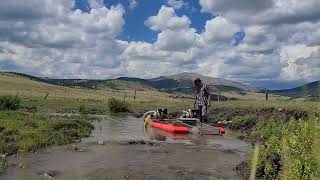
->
xmin=127 ymin=140 xmax=156 ymax=146
xmin=97 ymin=140 xmax=107 ymax=145
xmin=73 ymin=139 xmax=81 ymax=143
xmin=44 ymin=173 xmax=53 ymax=178
xmin=10 ymin=162 xmax=25 ymax=169
xmin=128 ymin=140 xmax=146 ymax=145
xmin=67 ymin=145 xmax=87 ymax=152
xmin=17 ymin=163 xmax=24 ymax=168
xmin=39 ymin=170 xmax=60 ymax=178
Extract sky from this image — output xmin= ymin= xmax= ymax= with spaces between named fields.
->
xmin=0 ymin=0 xmax=319 ymax=89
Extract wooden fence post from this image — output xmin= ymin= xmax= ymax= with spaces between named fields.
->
xmin=265 ymin=90 xmax=269 ymax=101
xmin=44 ymin=93 xmax=50 ymax=100
xmin=134 ymin=90 xmax=136 ymax=100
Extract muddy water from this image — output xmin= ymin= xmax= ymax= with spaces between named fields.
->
xmin=2 ymin=115 xmax=250 ymax=180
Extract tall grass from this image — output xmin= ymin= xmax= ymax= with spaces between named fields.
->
xmin=107 ymin=98 xmax=130 ymax=113
xmin=0 ymin=95 xmax=21 ymax=110
xmin=0 ymin=157 xmax=6 ymax=175
xmin=251 ymin=117 xmax=319 ymax=179
xmin=0 ymin=111 xmax=93 ymax=154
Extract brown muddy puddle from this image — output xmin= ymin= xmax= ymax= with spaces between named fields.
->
xmin=2 ymin=115 xmax=250 ymax=180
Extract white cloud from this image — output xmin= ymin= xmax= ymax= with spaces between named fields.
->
xmin=0 ymin=0 xmax=127 ymax=78
xmin=200 ymin=0 xmax=320 ymax=26
xmin=145 ymin=6 xmax=191 ymax=31
xmin=129 ymin=0 xmax=138 ymax=10
xmin=89 ymin=0 xmax=104 ymax=9
xmin=280 ymin=45 xmax=320 ymax=81
xmin=144 ymin=6 xmax=202 ymax=52
xmin=202 ymin=16 xmax=240 ymax=43
xmin=198 ymin=0 xmax=320 ymax=87
xmin=167 ymin=0 xmax=186 ymax=9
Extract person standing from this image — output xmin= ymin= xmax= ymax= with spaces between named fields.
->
xmin=193 ymin=78 xmax=211 ymax=124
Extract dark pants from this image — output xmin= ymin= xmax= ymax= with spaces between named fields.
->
xmin=198 ymin=105 xmax=208 ymax=123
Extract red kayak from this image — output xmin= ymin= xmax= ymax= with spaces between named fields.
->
xmin=149 ymin=120 xmax=225 ymax=135
xmin=150 ymin=122 xmax=189 ymax=133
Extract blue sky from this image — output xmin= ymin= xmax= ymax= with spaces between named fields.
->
xmin=0 ymin=0 xmax=319 ymax=89
xmin=74 ymin=0 xmax=243 ymax=44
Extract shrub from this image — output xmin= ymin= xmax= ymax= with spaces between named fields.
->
xmin=231 ymin=115 xmax=256 ymax=130
xmin=48 ymin=119 xmax=94 ymax=145
xmin=0 ymin=95 xmax=21 ymax=110
xmin=79 ymin=104 xmax=105 ymax=114
xmin=79 ymin=104 xmax=86 ymax=114
xmin=252 ymin=118 xmax=319 ymax=179
xmin=0 ymin=157 xmax=6 ymax=175
xmin=107 ymin=97 xmax=130 ymax=113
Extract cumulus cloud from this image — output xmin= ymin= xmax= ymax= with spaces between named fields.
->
xmin=198 ymin=0 xmax=320 ymax=88
xmin=200 ymin=0 xmax=320 ymax=26
xmin=167 ymin=0 xmax=186 ymax=9
xmin=280 ymin=45 xmax=320 ymax=81
xmin=0 ymin=0 xmax=126 ymax=78
xmin=202 ymin=16 xmax=240 ymax=43
xmin=200 ymin=0 xmax=273 ymax=15
xmin=0 ymin=0 xmax=319 ymax=89
xmin=145 ymin=6 xmax=191 ymax=31
xmin=144 ymin=6 xmax=202 ymax=51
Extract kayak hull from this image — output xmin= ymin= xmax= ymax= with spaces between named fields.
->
xmin=150 ymin=122 xmax=189 ymax=133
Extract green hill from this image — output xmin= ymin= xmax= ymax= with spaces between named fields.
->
xmin=271 ymin=81 xmax=320 ymax=98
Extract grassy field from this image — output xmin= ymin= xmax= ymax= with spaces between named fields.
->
xmin=1 ymin=73 xmax=320 ymax=179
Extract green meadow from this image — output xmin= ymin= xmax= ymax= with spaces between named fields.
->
xmin=0 ymin=73 xmax=320 ymax=179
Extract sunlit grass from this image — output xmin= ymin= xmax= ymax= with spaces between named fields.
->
xmin=250 ymin=145 xmax=260 ymax=180
xmin=0 ymin=111 xmax=93 ymax=154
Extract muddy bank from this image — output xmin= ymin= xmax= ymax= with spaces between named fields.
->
xmin=2 ymin=115 xmax=250 ymax=180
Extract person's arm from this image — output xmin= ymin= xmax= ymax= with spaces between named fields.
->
xmin=206 ymin=86 xmax=211 ymax=107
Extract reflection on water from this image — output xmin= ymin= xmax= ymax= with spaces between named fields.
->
xmin=84 ymin=115 xmax=249 ymax=153
xmin=83 ymin=115 xmax=146 ymax=143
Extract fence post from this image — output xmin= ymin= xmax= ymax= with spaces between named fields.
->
xmin=134 ymin=90 xmax=136 ymax=100
xmin=265 ymin=90 xmax=269 ymax=101
xmin=44 ymin=93 xmax=50 ymax=100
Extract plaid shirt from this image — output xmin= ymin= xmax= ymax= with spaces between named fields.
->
xmin=195 ymin=84 xmax=209 ymax=106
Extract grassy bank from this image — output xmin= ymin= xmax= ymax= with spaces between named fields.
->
xmin=209 ymin=104 xmax=320 ymax=179
xmin=0 ymin=111 xmax=94 ymax=174
xmin=250 ymin=117 xmax=319 ymax=179
xmin=0 ymin=111 xmax=93 ymax=154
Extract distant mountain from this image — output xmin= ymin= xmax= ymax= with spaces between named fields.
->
xmin=0 ymin=72 xmax=257 ymax=95
xmin=270 ymin=81 xmax=320 ymax=97
xmin=44 ymin=78 xmax=153 ymax=91
xmin=150 ymin=72 xmax=257 ymax=92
